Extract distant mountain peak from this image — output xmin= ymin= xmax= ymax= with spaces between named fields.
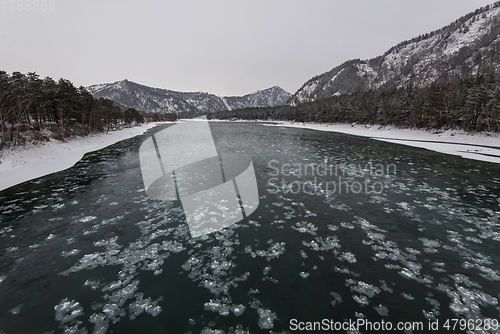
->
xmin=86 ymin=80 xmax=291 ymax=114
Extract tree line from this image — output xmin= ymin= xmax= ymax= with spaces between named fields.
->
xmin=0 ymin=70 xmax=177 ymax=149
xmin=208 ymin=73 xmax=500 ymax=132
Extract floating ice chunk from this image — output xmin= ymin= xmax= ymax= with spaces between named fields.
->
xmin=0 ymin=226 xmax=13 ymax=237
xmin=105 ymin=279 xmax=140 ymax=307
xmin=330 ymin=292 xmax=343 ymax=306
xmin=399 ymin=268 xmax=416 ymax=280
xmin=302 ymin=236 xmax=341 ymax=252
xmin=354 ymin=311 xmax=365 ymax=319
xmin=450 ymin=274 xmax=482 ymax=288
xmin=262 ymin=276 xmax=279 ymax=283
xmin=54 ymin=298 xmax=84 ymax=324
xmin=401 ymin=293 xmax=414 ymax=300
xmin=349 ymin=281 xmax=381 ymax=299
xmin=340 ymin=222 xmax=355 ymax=229
xmin=374 ymin=304 xmax=389 ymax=316
xmin=329 ymin=203 xmax=350 ymax=211
xmin=404 ymin=261 xmax=422 ymax=272
xmin=334 ymin=266 xmax=360 ymax=277
xmin=257 ymin=308 xmax=276 ymax=329
xmin=254 ymin=242 xmax=286 ymax=261
xmin=79 ymin=216 xmax=97 ymax=223
xmin=304 ymin=209 xmax=317 ymax=217
xmin=353 ymin=294 xmax=369 ymax=306
xmin=65 ymin=252 xmax=107 ymax=272
xmin=291 ymin=221 xmax=318 ymax=235
xmin=465 ymin=236 xmax=482 ymax=244
xmin=84 ymin=279 xmax=102 ymax=291
xmin=449 ymin=300 xmax=469 ymax=314
xmin=201 ymin=329 xmax=224 ymax=334
xmin=102 ymin=303 xmax=123 ymax=321
xmin=248 ymin=220 xmax=260 ymax=227
xmin=463 ymin=262 xmax=500 ymax=281
xmin=405 ymin=247 xmax=421 ymax=255
xmin=128 ymin=293 xmax=162 ymax=319
xmin=385 ymin=263 xmax=401 ymax=270
xmin=61 ymin=249 xmax=81 ymax=257
xmin=299 ymin=272 xmax=310 ymax=279
xmin=89 ymin=312 xmax=108 ymax=334
xmin=366 ymin=232 xmax=385 ymax=242
xmin=379 ymin=280 xmax=393 ymax=293
xmin=419 ymin=238 xmax=441 ymax=248
xmin=231 ymin=304 xmax=246 ymax=316
xmin=263 ymin=266 xmax=271 ymax=275
xmin=9 ymin=304 xmax=23 ymax=315
xmin=339 ymin=251 xmax=357 ymax=263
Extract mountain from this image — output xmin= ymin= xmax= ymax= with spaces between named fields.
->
xmin=288 ymin=2 xmax=500 ymax=106
xmin=86 ymin=80 xmax=291 ymax=114
xmin=222 ymin=86 xmax=291 ymax=110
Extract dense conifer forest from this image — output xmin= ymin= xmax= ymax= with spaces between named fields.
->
xmin=0 ymin=71 xmax=176 ymax=149
xmin=208 ymin=73 xmax=500 ymax=132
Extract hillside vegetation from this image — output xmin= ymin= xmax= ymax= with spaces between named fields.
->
xmin=0 ymin=71 xmax=174 ymax=150
xmin=209 ymin=73 xmax=500 ymax=132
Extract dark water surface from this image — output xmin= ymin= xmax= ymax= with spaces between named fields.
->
xmin=0 ymin=122 xmax=499 ymax=334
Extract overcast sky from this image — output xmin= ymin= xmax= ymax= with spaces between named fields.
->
xmin=0 ymin=0 xmax=496 ymax=96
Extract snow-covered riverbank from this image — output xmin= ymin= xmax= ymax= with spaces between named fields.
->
xmin=0 ymin=123 xmax=160 ymax=191
xmin=263 ymin=121 xmax=500 ymax=164
xmin=2 ymin=120 xmax=500 ymax=192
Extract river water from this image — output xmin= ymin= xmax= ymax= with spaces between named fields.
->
xmin=0 ymin=122 xmax=499 ymax=333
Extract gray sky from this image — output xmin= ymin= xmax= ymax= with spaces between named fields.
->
xmin=0 ymin=0 xmax=495 ymax=96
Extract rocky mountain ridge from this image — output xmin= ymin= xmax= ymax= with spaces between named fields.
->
xmin=87 ymin=80 xmax=291 ymax=114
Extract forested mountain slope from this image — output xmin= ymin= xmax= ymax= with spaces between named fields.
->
xmin=288 ymin=3 xmax=500 ymax=106
xmin=87 ymin=80 xmax=291 ymax=114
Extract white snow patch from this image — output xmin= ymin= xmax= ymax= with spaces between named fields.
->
xmin=221 ymin=97 xmax=232 ymax=111
xmin=0 ymin=123 xmax=161 ymax=191
xmin=323 ymin=69 xmax=345 ymax=91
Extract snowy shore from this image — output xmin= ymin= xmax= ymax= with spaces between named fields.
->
xmin=262 ymin=121 xmax=500 ymax=164
xmin=0 ymin=123 xmax=159 ymax=191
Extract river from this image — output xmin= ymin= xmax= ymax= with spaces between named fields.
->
xmin=0 ymin=122 xmax=499 ymax=333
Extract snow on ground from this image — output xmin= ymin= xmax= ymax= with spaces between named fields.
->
xmin=0 ymin=123 xmax=160 ymax=191
xmin=263 ymin=121 xmax=500 ymax=164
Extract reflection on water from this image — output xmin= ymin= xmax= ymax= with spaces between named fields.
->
xmin=0 ymin=122 xmax=499 ymax=333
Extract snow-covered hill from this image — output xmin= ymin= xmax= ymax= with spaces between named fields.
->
xmin=223 ymin=86 xmax=291 ymax=110
xmin=289 ymin=3 xmax=500 ymax=106
xmin=86 ymin=80 xmax=291 ymax=114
